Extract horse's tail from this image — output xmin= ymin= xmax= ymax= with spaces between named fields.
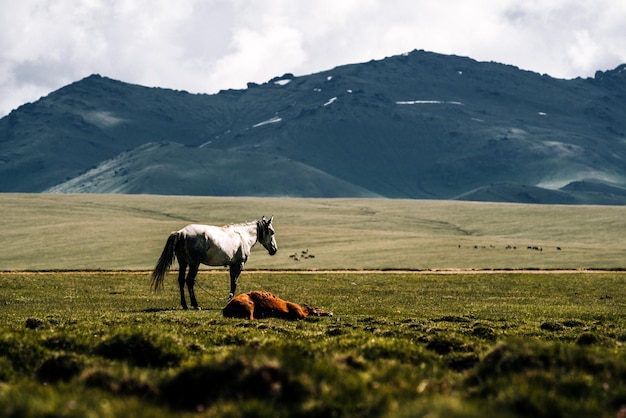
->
xmin=151 ymin=231 xmax=179 ymax=291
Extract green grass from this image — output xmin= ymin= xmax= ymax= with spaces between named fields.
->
xmin=0 ymin=194 xmax=625 ymax=270
xmin=0 ymin=271 xmax=624 ymax=417
xmin=0 ymin=194 xmax=625 ymax=416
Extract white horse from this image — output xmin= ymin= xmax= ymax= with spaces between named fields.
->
xmin=151 ymin=216 xmax=277 ymax=309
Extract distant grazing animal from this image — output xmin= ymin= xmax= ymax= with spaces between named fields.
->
xmin=151 ymin=217 xmax=277 ymax=309
xmin=223 ymin=291 xmax=333 ymax=320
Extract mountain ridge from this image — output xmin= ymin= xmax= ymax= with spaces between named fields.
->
xmin=1 ymin=50 xmax=625 ymax=204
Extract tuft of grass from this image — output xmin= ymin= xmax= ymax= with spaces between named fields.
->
xmin=465 ymin=339 xmax=626 ymax=418
xmin=0 ymin=331 xmax=47 ymax=375
xmin=160 ymin=354 xmax=310 ymax=412
xmin=81 ymin=368 xmax=159 ymax=399
xmin=36 ymin=353 xmax=83 ymax=383
xmin=94 ymin=331 xmax=185 ymax=368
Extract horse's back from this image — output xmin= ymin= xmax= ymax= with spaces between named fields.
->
xmin=177 ymin=224 xmax=209 ymax=254
xmin=180 ymin=223 xmax=220 ymax=237
xmin=179 ymin=223 xmax=241 ymax=266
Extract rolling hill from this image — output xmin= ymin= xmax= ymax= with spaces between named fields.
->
xmin=1 ymin=49 xmax=625 ymax=203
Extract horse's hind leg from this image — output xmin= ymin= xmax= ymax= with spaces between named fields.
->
xmin=186 ymin=263 xmax=200 ymax=309
xmin=178 ymin=262 xmax=188 ymax=310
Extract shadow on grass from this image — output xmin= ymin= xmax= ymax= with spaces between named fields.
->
xmin=134 ymin=306 xmax=223 ymax=313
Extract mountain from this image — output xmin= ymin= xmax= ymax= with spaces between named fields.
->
xmin=1 ymin=49 xmax=625 ymax=204
xmin=44 ymin=141 xmax=379 ymax=197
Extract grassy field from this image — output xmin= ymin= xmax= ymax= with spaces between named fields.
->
xmin=0 ymin=194 xmax=625 ymax=417
xmin=0 ymin=271 xmax=624 ymax=417
xmin=0 ymin=193 xmax=625 ymax=271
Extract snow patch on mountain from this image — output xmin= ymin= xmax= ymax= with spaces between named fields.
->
xmin=82 ymin=111 xmax=126 ymax=128
xmin=253 ymin=116 xmax=282 ymax=128
xmin=324 ymin=97 xmax=337 ymax=106
xmin=396 ymin=100 xmax=463 ymax=105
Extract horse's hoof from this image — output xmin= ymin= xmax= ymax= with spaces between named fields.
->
xmin=192 ymin=306 xmax=201 ymax=311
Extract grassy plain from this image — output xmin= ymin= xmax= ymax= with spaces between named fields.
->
xmin=0 ymin=194 xmax=625 ymax=417
xmin=0 ymin=193 xmax=625 ymax=271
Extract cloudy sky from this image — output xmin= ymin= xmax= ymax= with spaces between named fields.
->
xmin=1 ymin=0 xmax=625 ymax=117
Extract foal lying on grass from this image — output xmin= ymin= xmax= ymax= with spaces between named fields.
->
xmin=223 ymin=291 xmax=333 ymax=320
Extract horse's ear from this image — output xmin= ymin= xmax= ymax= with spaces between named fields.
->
xmin=268 ymin=216 xmax=273 ymax=224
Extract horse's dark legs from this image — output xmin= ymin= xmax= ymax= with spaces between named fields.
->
xmin=228 ymin=262 xmax=244 ymax=300
xmin=177 ymin=262 xmax=188 ymax=310
xmin=186 ymin=263 xmax=200 ymax=309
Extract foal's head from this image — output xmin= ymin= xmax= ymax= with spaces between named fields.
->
xmin=258 ymin=216 xmax=277 ymax=255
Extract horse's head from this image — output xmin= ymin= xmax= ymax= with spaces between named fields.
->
xmin=258 ymin=216 xmax=277 ymax=255
xmin=303 ymin=304 xmax=334 ymax=317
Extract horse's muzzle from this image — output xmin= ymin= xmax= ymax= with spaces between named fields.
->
xmin=269 ymin=247 xmax=277 ymax=256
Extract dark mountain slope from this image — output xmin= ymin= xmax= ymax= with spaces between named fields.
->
xmin=44 ymin=141 xmax=379 ymax=197
xmin=457 ymin=181 xmax=626 ymax=205
xmin=0 ymin=75 xmax=234 ymax=191
xmin=1 ymin=50 xmax=625 ymax=203
xmin=206 ymin=52 xmax=626 ymax=199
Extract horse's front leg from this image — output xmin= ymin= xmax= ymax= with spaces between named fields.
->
xmin=186 ymin=263 xmax=200 ymax=310
xmin=178 ymin=263 xmax=188 ymax=310
xmin=228 ymin=262 xmax=244 ymax=300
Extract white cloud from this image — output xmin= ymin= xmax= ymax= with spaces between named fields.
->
xmin=209 ymin=24 xmax=306 ymax=89
xmin=1 ymin=0 xmax=625 ymax=117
